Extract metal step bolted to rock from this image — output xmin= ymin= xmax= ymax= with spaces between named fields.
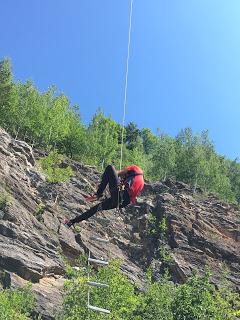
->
xmin=87 ymin=235 xmax=111 ymax=315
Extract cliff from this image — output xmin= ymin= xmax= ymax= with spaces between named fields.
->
xmin=0 ymin=128 xmax=239 ymax=319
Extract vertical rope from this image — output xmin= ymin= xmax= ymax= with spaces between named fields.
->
xmin=119 ymin=0 xmax=134 ymax=170
xmin=87 ymin=249 xmax=90 ymax=320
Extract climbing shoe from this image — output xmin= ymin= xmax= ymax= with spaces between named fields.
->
xmin=84 ymin=193 xmax=100 ymax=202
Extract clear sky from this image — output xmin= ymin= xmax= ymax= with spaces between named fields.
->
xmin=1 ymin=1 xmax=240 ymax=159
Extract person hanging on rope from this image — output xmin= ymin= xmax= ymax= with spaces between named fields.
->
xmin=64 ymin=164 xmax=144 ymax=227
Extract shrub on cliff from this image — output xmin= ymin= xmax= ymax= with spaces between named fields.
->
xmin=172 ymin=271 xmax=238 ymax=320
xmin=61 ymin=261 xmax=239 ymax=320
xmin=61 ymin=260 xmax=139 ymax=320
xmin=135 ymin=273 xmax=175 ymax=320
xmin=0 ymin=287 xmax=36 ymax=320
xmin=39 ymin=150 xmax=73 ymax=183
xmin=0 ymin=193 xmax=9 ymax=211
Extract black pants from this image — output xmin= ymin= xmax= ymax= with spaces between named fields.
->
xmin=70 ymin=165 xmax=130 ymax=224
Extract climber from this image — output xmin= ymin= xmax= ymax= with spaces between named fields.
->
xmin=64 ymin=164 xmax=144 ymax=227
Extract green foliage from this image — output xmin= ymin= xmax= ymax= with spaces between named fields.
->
xmin=147 ymin=213 xmax=157 ymax=236
xmin=0 ymin=58 xmax=18 ymax=134
xmin=73 ymin=225 xmax=81 ymax=234
xmin=0 ymin=191 xmax=11 ymax=211
xmin=39 ymin=151 xmax=73 ymax=183
xmin=120 ymin=140 xmax=149 ymax=177
xmin=148 ymin=214 xmax=168 ymax=239
xmin=173 ymin=271 xmax=237 ymax=320
xmin=61 ymin=260 xmax=238 ymax=320
xmin=1 ymin=58 xmax=240 ymax=203
xmin=84 ymin=110 xmax=120 ymax=168
xmin=0 ymin=287 xmax=36 ymax=320
xmin=125 ymin=122 xmax=140 ymax=150
xmin=227 ymin=158 xmax=240 ymax=204
xmin=175 ymin=128 xmax=213 ymax=187
xmin=158 ymin=247 xmax=174 ymax=266
xmin=61 ymin=260 xmax=139 ymax=320
xmin=60 ymin=106 xmax=86 ymax=159
xmin=136 ymin=273 xmax=175 ymax=320
xmin=141 ymin=128 xmax=159 ymax=155
xmin=137 ymin=270 xmax=239 ymax=320
xmin=159 ymin=216 xmax=168 ymax=235
xmin=150 ymin=134 xmax=176 ymax=181
xmin=34 ymin=203 xmax=45 ymax=221
xmin=172 ymin=128 xmax=236 ymax=202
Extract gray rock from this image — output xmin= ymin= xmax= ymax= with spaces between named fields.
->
xmin=0 ymin=127 xmax=239 ymax=318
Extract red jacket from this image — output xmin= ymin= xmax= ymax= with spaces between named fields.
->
xmin=124 ymin=164 xmax=144 ymax=204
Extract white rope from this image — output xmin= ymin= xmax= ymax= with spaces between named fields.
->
xmin=87 ymin=1 xmax=134 ymax=315
xmin=87 ymin=249 xmax=90 ymax=320
xmin=119 ymin=0 xmax=134 ymax=170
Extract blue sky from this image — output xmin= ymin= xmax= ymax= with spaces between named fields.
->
xmin=1 ymin=1 xmax=240 ymax=159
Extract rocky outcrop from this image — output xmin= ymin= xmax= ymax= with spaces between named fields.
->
xmin=0 ymin=128 xmax=239 ymax=319
xmin=141 ymin=181 xmax=240 ymax=290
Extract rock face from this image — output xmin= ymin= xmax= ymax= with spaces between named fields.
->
xmin=0 ymin=128 xmax=239 ymax=319
xmin=142 ymin=181 xmax=240 ymax=290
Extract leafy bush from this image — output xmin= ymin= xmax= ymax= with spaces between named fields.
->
xmin=159 ymin=216 xmax=168 ymax=235
xmin=0 ymin=192 xmax=11 ymax=211
xmin=61 ymin=260 xmax=139 ymax=320
xmin=136 ymin=275 xmax=175 ymax=320
xmin=147 ymin=214 xmax=168 ymax=239
xmin=173 ymin=271 xmax=238 ymax=320
xmin=147 ymin=213 xmax=157 ymax=236
xmin=33 ymin=203 xmax=46 ymax=222
xmin=158 ymin=247 xmax=174 ymax=266
xmin=0 ymin=287 xmax=36 ymax=320
xmin=61 ymin=260 xmax=239 ymax=320
xmin=39 ymin=151 xmax=73 ymax=183
xmin=1 ymin=58 xmax=240 ymax=203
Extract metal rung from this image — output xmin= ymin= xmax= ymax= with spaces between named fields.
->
xmin=90 ymin=236 xmax=109 ymax=243
xmin=88 ymin=258 xmax=109 ymax=266
xmin=88 ymin=304 xmax=110 ymax=314
xmin=87 ymin=281 xmax=109 ymax=288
